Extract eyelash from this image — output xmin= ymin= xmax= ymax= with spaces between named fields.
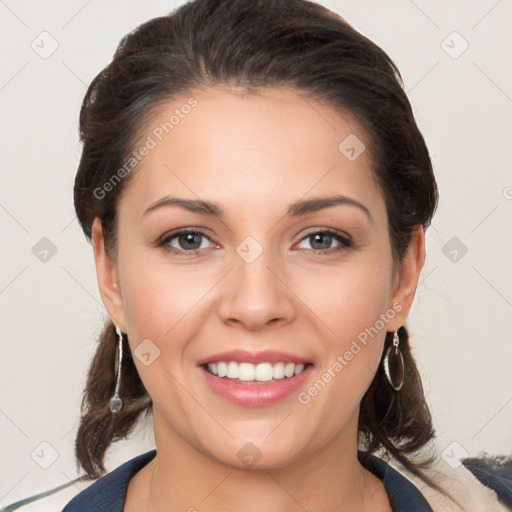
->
xmin=157 ymin=228 xmax=353 ymax=256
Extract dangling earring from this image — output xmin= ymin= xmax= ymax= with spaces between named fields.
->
xmin=383 ymin=330 xmax=404 ymax=391
xmin=109 ymin=326 xmax=124 ymax=413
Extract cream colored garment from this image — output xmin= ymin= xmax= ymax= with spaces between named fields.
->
xmin=388 ymin=454 xmax=511 ymax=511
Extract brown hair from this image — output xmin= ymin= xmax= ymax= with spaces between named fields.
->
xmin=73 ymin=0 xmax=450 ymax=500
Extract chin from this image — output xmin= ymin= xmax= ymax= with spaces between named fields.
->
xmin=202 ymin=435 xmax=307 ymax=471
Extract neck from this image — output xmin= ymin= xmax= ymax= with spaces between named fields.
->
xmin=128 ymin=414 xmax=390 ymax=512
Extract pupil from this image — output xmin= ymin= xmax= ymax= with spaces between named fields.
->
xmin=180 ymin=233 xmax=201 ymax=250
xmin=311 ymin=233 xmax=331 ymax=250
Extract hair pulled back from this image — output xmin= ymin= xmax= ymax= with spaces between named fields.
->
xmin=73 ymin=0 xmax=443 ymax=495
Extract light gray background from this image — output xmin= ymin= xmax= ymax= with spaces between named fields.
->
xmin=1 ymin=0 xmax=511 ymax=507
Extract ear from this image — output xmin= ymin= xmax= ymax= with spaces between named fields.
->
xmin=386 ymin=225 xmax=425 ymax=330
xmin=91 ymin=217 xmax=127 ymax=331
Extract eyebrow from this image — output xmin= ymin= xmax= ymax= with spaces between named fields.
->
xmin=142 ymin=194 xmax=372 ymax=222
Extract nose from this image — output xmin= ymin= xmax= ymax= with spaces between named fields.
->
xmin=217 ymin=246 xmax=296 ymax=331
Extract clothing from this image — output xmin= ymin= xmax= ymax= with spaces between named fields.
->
xmin=2 ymin=449 xmax=511 ymax=511
xmin=59 ymin=449 xmax=433 ymax=511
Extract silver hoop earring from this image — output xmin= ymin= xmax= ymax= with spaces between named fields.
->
xmin=109 ymin=326 xmax=124 ymax=413
xmin=383 ymin=330 xmax=404 ymax=391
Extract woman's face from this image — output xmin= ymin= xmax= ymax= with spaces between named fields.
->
xmin=93 ymin=86 xmax=423 ymax=469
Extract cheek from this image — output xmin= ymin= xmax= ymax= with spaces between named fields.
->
xmin=119 ymin=249 xmax=213 ymax=342
xmin=118 ymin=261 xmax=209 ymax=410
xmin=302 ymin=249 xmax=393 ymax=342
xmin=294 ymin=251 xmax=393 ymax=417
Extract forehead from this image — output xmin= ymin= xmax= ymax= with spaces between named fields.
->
xmin=120 ymin=86 xmax=385 ymax=224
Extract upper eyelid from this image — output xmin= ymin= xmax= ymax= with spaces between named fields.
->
xmin=299 ymin=227 xmax=352 ymax=240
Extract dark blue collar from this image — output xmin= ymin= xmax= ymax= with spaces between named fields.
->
xmin=358 ymin=451 xmax=433 ymax=511
xmin=63 ymin=449 xmax=432 ymax=511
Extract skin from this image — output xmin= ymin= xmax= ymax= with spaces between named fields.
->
xmin=92 ymin=86 xmax=425 ymax=511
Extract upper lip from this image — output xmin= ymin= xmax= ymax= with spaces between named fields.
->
xmin=197 ymin=349 xmax=313 ymax=366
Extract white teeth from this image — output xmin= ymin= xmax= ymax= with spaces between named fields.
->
xmin=255 ymin=363 xmax=273 ymax=381
xmin=226 ymin=361 xmax=238 ymax=378
xmin=294 ymin=364 xmax=305 ymax=375
xmin=205 ymin=361 xmax=308 ymax=381
xmin=273 ymin=362 xmax=285 ymax=379
xmin=284 ymin=362 xmax=295 ymax=378
xmin=217 ymin=361 xmax=227 ymax=377
xmin=238 ymin=362 xmax=255 ymax=381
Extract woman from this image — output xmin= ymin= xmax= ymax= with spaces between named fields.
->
xmin=3 ymin=0 xmax=510 ymax=511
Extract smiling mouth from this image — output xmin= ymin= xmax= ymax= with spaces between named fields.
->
xmin=202 ymin=361 xmax=313 ymax=384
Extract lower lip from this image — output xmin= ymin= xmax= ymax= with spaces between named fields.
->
xmin=199 ymin=365 xmax=314 ymax=406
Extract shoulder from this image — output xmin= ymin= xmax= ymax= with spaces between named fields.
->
xmin=385 ymin=450 xmax=512 ymax=511
xmin=462 ymin=453 xmax=512 ymax=510
xmin=0 ymin=450 xmax=157 ymax=512
xmin=61 ymin=450 xmax=157 ymax=512
xmin=0 ymin=477 xmax=97 ymax=512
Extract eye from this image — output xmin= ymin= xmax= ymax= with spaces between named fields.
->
xmin=158 ymin=229 xmax=213 ymax=255
xmin=157 ymin=228 xmax=353 ymax=256
xmin=295 ymin=229 xmax=352 ymax=253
